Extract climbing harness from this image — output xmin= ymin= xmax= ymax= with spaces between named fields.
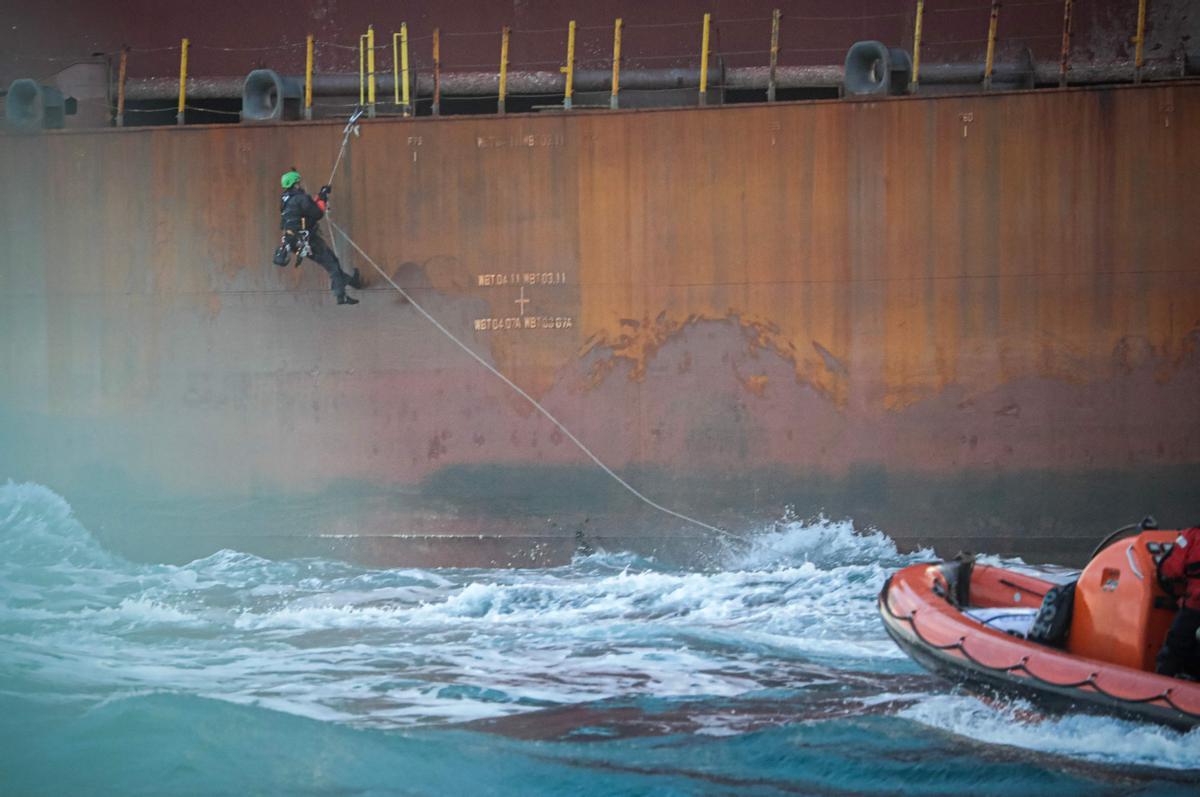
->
xmin=273 ymin=228 xmax=311 ymax=268
xmin=319 ymin=107 xmax=747 ymax=546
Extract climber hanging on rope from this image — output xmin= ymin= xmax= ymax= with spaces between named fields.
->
xmin=273 ymin=169 xmax=363 ymax=306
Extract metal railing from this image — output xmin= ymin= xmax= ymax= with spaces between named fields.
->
xmin=21 ymin=1 xmax=1186 ymax=126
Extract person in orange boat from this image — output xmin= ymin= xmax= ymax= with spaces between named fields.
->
xmin=1156 ymin=526 xmax=1200 ymax=679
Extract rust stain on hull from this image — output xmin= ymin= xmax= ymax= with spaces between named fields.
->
xmin=570 ymin=88 xmax=1200 ymax=415
xmin=581 ymin=312 xmax=846 ymax=405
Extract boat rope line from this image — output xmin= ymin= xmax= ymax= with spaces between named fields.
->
xmin=321 ymin=106 xmax=365 ymax=266
xmin=326 ymin=107 xmax=364 ymax=189
xmin=327 ymin=219 xmax=746 ymax=544
xmin=878 ymin=577 xmax=1200 ymax=719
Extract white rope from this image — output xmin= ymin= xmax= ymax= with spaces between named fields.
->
xmin=325 ymin=110 xmax=362 ymax=188
xmin=327 ymin=219 xmax=747 ymax=545
xmin=322 ymin=108 xmax=364 ymax=267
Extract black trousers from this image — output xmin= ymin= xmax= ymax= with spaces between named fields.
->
xmin=307 ymin=233 xmax=350 ymax=299
xmin=1156 ymin=606 xmax=1200 ymax=677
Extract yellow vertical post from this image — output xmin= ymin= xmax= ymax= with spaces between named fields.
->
xmin=433 ymin=28 xmax=441 ymax=116
xmin=400 ymin=23 xmax=411 ymax=116
xmin=768 ymin=9 xmax=780 ymax=102
xmin=304 ymin=35 xmax=314 ymax=119
xmin=499 ymin=26 xmax=510 ymax=114
xmin=610 ymin=18 xmax=622 ymax=110
xmin=116 ymin=47 xmax=128 ymax=126
xmin=393 ymin=31 xmax=401 ymax=105
xmin=699 ymin=13 xmax=711 ymax=106
xmin=176 ymin=38 xmax=188 ymax=125
xmin=911 ymin=0 xmax=924 ymax=91
xmin=1059 ymin=0 xmax=1073 ymax=87
xmin=367 ymin=25 xmax=376 ymax=117
xmin=359 ymin=34 xmax=366 ymax=106
xmin=1134 ymin=0 xmax=1147 ymax=84
xmin=564 ymin=20 xmax=576 ymax=110
xmin=983 ymin=0 xmax=1000 ymax=90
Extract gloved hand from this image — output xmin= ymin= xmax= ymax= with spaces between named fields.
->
xmin=318 ymin=185 xmax=332 ymax=201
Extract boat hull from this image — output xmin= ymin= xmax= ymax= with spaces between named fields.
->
xmin=879 ymin=563 xmax=1200 ymax=730
xmin=2 ymin=82 xmax=1200 ymax=565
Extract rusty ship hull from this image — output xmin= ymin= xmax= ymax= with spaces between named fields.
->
xmin=2 ymin=81 xmax=1199 ymax=566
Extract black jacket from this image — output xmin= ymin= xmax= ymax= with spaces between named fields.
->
xmin=280 ymin=186 xmax=325 ymax=234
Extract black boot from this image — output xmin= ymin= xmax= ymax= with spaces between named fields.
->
xmin=337 ymin=294 xmax=359 ymax=306
xmin=349 ymin=268 xmax=364 ymax=289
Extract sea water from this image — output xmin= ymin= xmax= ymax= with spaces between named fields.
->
xmin=1 ymin=481 xmax=1197 ymax=796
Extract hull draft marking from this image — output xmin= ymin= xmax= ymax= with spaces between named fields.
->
xmin=474 ymin=272 xmax=574 ymax=332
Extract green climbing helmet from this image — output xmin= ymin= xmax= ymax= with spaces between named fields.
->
xmin=280 ymin=170 xmax=302 ymax=189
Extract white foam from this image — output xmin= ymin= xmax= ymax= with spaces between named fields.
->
xmin=901 ymin=694 xmax=1200 ymax=770
xmin=90 ymin=596 xmax=206 ymax=627
xmin=1 ymin=488 xmax=956 ymax=731
xmin=232 ymin=602 xmax=412 ymax=631
xmin=734 ymin=514 xmax=932 ymax=570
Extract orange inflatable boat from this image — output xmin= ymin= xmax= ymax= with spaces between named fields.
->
xmin=879 ymin=521 xmax=1200 ymax=730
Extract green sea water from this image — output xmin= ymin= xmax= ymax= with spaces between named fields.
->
xmin=2 ymin=481 xmax=1197 ymax=795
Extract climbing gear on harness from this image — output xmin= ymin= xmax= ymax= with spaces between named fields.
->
xmin=272 ymin=240 xmax=290 ymax=267
xmin=272 ymin=229 xmax=311 ymax=268
xmin=294 ymin=229 xmax=312 ymax=264
xmin=280 ymin=170 xmax=301 ymax=189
